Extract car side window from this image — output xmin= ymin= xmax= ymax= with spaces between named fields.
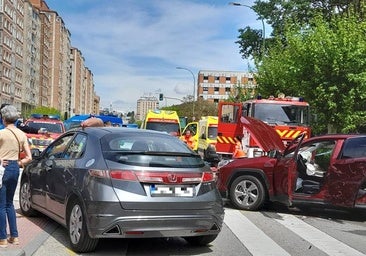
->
xmin=44 ymin=134 xmax=74 ymax=159
xmin=65 ymin=134 xmax=87 ymax=159
xmin=341 ymin=137 xmax=366 ymax=159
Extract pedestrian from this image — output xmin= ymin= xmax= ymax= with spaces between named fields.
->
xmin=233 ymin=137 xmax=246 ymax=158
xmin=181 ymin=130 xmax=195 ymax=150
xmin=0 ymin=105 xmax=32 ymax=247
xmin=0 ymin=104 xmax=47 ymax=134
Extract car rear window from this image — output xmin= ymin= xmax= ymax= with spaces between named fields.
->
xmin=101 ymin=133 xmax=204 ymax=168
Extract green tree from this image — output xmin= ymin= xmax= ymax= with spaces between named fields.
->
xmin=162 ymin=99 xmax=217 ymax=123
xmin=237 ymin=0 xmax=366 ymax=62
xmin=24 ymin=106 xmax=61 ymax=120
xmin=256 ymin=16 xmax=366 ymax=134
xmin=226 ymin=82 xmax=257 ymax=102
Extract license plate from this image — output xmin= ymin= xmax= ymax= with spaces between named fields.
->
xmin=150 ymin=185 xmax=194 ymax=197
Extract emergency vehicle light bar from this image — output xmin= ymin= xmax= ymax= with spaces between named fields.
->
xmin=31 ymin=114 xmax=60 ymax=120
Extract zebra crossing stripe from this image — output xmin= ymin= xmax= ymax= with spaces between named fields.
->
xmin=224 ymin=209 xmax=290 ymax=256
xmin=275 ymin=213 xmax=365 ymax=256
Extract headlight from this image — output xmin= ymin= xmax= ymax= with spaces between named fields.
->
xmin=217 ymin=159 xmax=234 ymax=169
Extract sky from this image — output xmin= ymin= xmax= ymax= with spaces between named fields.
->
xmin=45 ymin=0 xmax=265 ymax=114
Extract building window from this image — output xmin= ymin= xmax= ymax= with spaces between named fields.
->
xmin=203 ymin=87 xmax=208 ymax=91
xmin=203 ymin=75 xmax=208 ymax=81
xmin=226 ymin=77 xmax=231 ymax=83
xmin=214 ymin=87 xmax=219 ymax=92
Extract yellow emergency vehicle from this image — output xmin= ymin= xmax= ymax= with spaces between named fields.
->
xmin=181 ymin=116 xmax=219 ymax=162
xmin=141 ymin=109 xmax=181 ymax=136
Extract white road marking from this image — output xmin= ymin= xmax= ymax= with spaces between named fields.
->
xmin=275 ymin=213 xmax=365 ymax=256
xmin=224 ymin=209 xmax=291 ymax=256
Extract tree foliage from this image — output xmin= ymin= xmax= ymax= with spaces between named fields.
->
xmin=24 ymin=106 xmax=61 ymax=120
xmin=161 ymin=99 xmax=218 ymax=123
xmin=226 ymin=83 xmax=256 ymax=103
xmin=256 ymin=16 xmax=366 ymax=134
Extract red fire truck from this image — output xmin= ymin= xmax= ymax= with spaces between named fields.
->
xmin=217 ymin=94 xmax=311 ymax=158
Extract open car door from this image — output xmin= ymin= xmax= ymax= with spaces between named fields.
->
xmin=287 ymin=133 xmax=306 ymax=202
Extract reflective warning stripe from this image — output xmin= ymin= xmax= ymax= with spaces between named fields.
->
xmin=276 ymin=129 xmax=304 ymax=139
xmin=217 ymin=136 xmax=239 ymax=144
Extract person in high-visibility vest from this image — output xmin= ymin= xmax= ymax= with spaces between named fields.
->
xmin=181 ymin=130 xmax=195 ymax=150
xmin=233 ymin=137 xmax=246 ymax=158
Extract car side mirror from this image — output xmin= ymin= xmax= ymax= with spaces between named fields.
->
xmin=31 ymin=148 xmax=41 ymax=158
xmin=268 ymin=149 xmax=281 ymax=159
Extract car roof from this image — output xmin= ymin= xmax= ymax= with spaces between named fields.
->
xmin=303 ymin=133 xmax=364 ymax=142
xmin=75 ymin=127 xmax=172 ymax=138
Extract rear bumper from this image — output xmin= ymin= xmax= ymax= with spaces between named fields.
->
xmin=85 ymin=202 xmax=224 ymax=238
xmin=89 ymin=214 xmax=224 ymax=238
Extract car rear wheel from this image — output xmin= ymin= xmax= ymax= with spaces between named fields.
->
xmin=19 ymin=179 xmax=37 ymax=217
xmin=68 ymin=199 xmax=98 ymax=253
xmin=184 ymin=234 xmax=218 ymax=246
xmin=229 ymin=175 xmax=266 ymax=211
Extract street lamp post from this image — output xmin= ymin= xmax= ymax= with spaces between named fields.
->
xmin=229 ymin=2 xmax=265 ymax=54
xmin=176 ymin=67 xmax=196 ymax=120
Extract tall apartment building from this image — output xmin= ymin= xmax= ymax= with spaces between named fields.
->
xmin=0 ymin=0 xmax=99 ymax=117
xmin=197 ymin=70 xmax=257 ymax=103
xmin=136 ymin=96 xmax=159 ymax=121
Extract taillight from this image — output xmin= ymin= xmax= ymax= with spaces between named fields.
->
xmin=89 ymin=170 xmax=216 ymax=183
xmin=89 ymin=169 xmax=138 ymax=181
xmin=202 ymin=172 xmax=216 ymax=182
xmin=110 ymin=170 xmax=138 ymax=181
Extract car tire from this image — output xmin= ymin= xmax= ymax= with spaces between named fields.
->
xmin=19 ymin=179 xmax=37 ymax=217
xmin=67 ymin=199 xmax=98 ymax=253
xmin=229 ymin=175 xmax=266 ymax=211
xmin=184 ymin=234 xmax=218 ymax=246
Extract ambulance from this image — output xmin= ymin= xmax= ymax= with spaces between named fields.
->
xmin=181 ymin=116 xmax=219 ymax=163
xmin=141 ymin=109 xmax=181 ymax=136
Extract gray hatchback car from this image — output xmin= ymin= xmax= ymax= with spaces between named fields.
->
xmin=19 ymin=127 xmax=224 ymax=253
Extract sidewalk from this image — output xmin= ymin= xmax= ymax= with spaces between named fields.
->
xmin=0 ymin=173 xmax=58 ymax=256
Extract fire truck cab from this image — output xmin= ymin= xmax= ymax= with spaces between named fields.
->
xmin=24 ymin=114 xmax=66 ymax=151
xmin=217 ymin=94 xmax=311 ymax=159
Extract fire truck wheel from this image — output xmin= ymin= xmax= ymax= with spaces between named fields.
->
xmin=229 ymin=175 xmax=266 ymax=211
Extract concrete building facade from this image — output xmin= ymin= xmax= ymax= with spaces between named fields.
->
xmin=0 ymin=0 xmax=100 ymax=118
xmin=197 ymin=70 xmax=257 ymax=103
xmin=136 ymin=96 xmax=159 ymax=121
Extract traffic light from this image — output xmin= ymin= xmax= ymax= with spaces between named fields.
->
xmin=159 ymin=93 xmax=164 ymax=101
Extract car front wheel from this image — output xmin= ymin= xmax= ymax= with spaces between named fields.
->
xmin=68 ymin=199 xmax=98 ymax=253
xmin=229 ymin=175 xmax=266 ymax=211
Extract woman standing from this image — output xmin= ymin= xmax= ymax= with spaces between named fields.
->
xmin=0 ymin=105 xmax=32 ymax=247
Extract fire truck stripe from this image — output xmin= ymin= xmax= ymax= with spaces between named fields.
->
xmin=217 ymin=136 xmax=237 ymax=144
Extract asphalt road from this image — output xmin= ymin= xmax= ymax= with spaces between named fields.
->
xmin=31 ymin=203 xmax=366 ymax=256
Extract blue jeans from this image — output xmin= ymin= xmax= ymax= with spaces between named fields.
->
xmin=0 ymin=161 xmax=20 ymax=239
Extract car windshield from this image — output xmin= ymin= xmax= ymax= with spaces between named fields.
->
xmin=253 ymin=103 xmax=310 ymax=126
xmin=101 ymin=133 xmax=204 ymax=168
xmin=27 ymin=122 xmax=64 ymax=133
xmin=145 ymin=122 xmax=180 ymax=135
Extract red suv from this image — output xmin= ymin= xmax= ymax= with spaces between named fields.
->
xmin=24 ymin=114 xmax=66 ymax=151
xmin=217 ymin=116 xmax=366 ymax=211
